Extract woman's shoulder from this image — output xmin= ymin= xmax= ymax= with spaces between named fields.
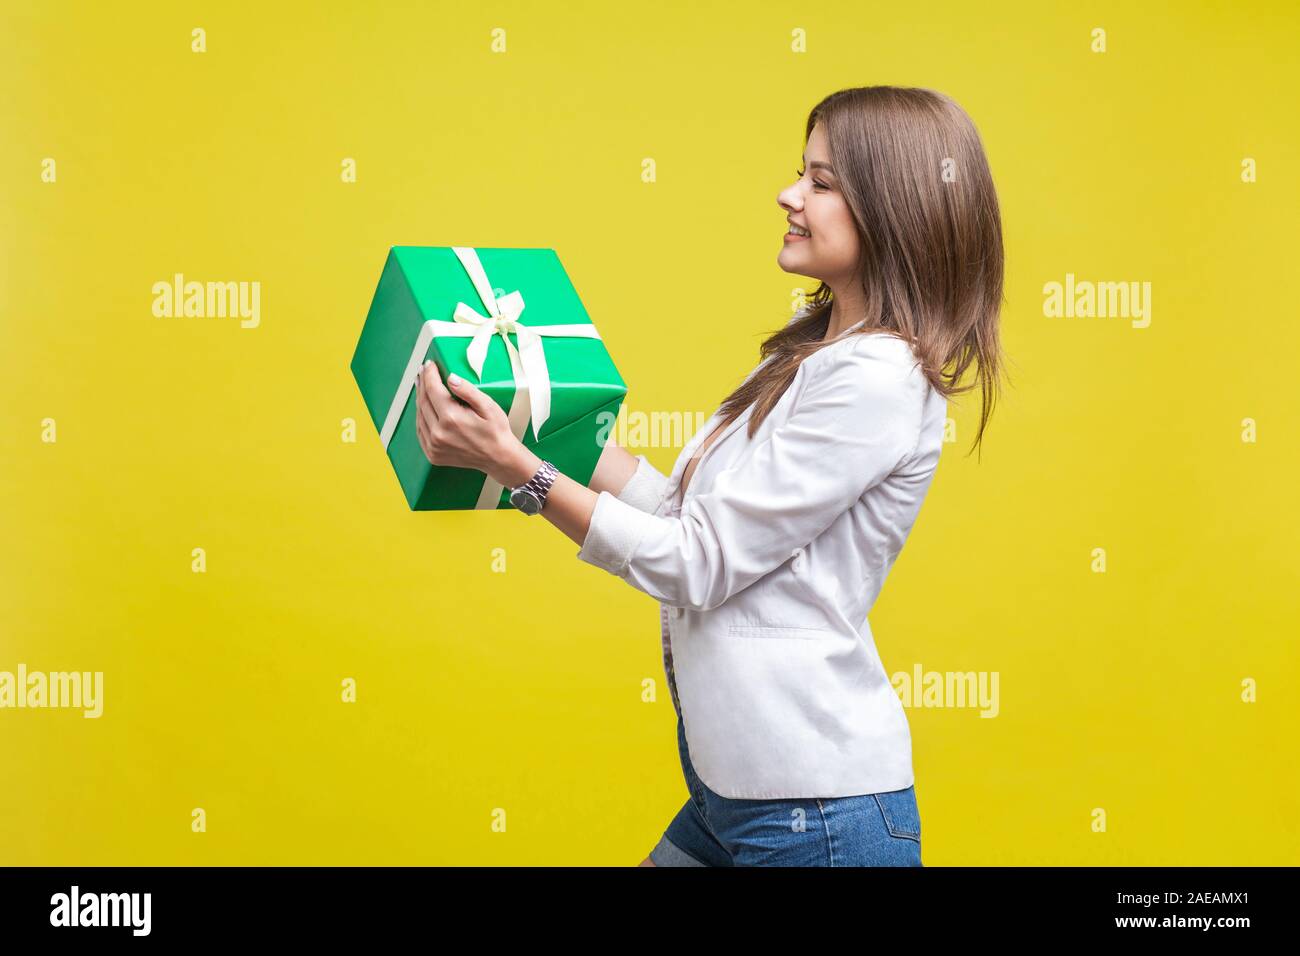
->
xmin=813 ymin=330 xmax=923 ymax=377
xmin=805 ymin=333 xmax=930 ymax=421
xmin=848 ymin=330 xmax=920 ymax=358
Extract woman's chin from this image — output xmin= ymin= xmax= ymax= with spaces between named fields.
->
xmin=775 ymin=252 xmax=817 ymax=280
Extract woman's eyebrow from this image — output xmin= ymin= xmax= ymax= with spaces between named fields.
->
xmin=801 ymin=153 xmax=836 ymax=175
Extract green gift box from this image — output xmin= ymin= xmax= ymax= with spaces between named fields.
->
xmin=350 ymin=246 xmax=627 ymax=510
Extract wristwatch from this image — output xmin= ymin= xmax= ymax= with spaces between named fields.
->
xmin=508 ymin=460 xmax=559 ymax=515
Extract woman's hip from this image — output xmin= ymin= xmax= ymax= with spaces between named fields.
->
xmin=672 ymin=716 xmax=923 ymax=867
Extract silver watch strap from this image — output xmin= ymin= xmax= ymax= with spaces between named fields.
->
xmin=518 ymin=460 xmax=558 ymax=504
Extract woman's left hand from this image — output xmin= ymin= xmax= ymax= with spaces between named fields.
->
xmin=414 ymin=361 xmax=520 ymax=480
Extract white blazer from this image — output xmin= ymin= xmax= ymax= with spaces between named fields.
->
xmin=577 ymin=327 xmax=947 ymax=799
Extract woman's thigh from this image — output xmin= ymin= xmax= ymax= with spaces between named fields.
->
xmin=647 ymin=718 xmax=734 ymax=867
xmin=648 ymin=797 xmax=734 ymax=867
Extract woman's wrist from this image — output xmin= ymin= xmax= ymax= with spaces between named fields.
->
xmin=490 ymin=439 xmax=543 ymax=489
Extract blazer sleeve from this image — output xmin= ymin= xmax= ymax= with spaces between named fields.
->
xmin=575 ymin=335 xmax=926 ymax=611
xmin=611 ymin=453 xmax=670 ymax=514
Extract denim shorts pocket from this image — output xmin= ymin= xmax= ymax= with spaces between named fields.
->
xmin=872 ymin=786 xmax=921 ymax=841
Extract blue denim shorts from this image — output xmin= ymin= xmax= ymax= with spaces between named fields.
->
xmin=649 ymin=716 xmax=923 ymax=867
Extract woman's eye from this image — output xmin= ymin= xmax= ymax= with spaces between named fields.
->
xmin=795 ymin=168 xmax=829 ymax=191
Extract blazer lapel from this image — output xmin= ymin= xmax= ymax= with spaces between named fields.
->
xmin=663 ymin=402 xmax=754 ymax=506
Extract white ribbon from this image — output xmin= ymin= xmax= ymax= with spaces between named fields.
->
xmin=380 ymin=246 xmax=603 ymax=509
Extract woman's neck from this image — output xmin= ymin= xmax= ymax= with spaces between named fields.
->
xmin=824 ymin=291 xmax=869 ymax=341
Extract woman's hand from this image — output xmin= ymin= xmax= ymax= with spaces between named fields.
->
xmin=414 ymin=361 xmax=534 ymax=485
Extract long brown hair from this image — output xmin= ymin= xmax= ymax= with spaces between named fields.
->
xmin=716 ymin=85 xmax=1007 ymax=458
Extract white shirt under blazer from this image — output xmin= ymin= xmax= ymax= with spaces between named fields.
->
xmin=577 ymin=326 xmax=947 ymax=799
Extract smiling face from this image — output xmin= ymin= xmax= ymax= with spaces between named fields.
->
xmin=776 ymin=122 xmax=861 ymax=287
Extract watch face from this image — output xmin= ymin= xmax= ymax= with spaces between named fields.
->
xmin=510 ymin=488 xmax=541 ymax=515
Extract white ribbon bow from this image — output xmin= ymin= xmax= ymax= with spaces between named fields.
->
xmin=380 ymin=246 xmax=603 ymax=509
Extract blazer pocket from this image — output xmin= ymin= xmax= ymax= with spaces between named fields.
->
xmin=727 ymin=623 xmax=830 ymax=640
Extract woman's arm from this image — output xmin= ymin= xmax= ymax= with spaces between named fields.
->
xmin=412 ymin=365 xmax=664 ymax=553
xmin=491 ymin=438 xmax=668 ymax=548
xmin=492 ymin=444 xmax=607 ymax=551
xmin=511 ymin=435 xmax=667 ymax=506
xmin=588 ymin=439 xmax=642 ymax=497
xmin=590 ymin=440 xmax=671 ymax=512
xmin=415 ymin=346 xmax=917 ymax=611
xmin=569 ymin=336 xmax=926 ymax=610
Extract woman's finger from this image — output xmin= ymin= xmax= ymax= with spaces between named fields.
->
xmin=445 ymin=373 xmax=494 ymax=420
xmin=421 ymin=362 xmax=455 ymax=418
xmin=416 ymin=374 xmax=437 ymax=421
xmin=415 ymin=398 xmax=431 ymax=462
xmin=417 ymin=380 xmax=438 ymax=440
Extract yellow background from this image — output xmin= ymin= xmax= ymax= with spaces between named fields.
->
xmin=2 ymin=0 xmax=1297 ymax=865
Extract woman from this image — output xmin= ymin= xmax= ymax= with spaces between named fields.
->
xmin=412 ymin=85 xmax=1005 ymax=866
